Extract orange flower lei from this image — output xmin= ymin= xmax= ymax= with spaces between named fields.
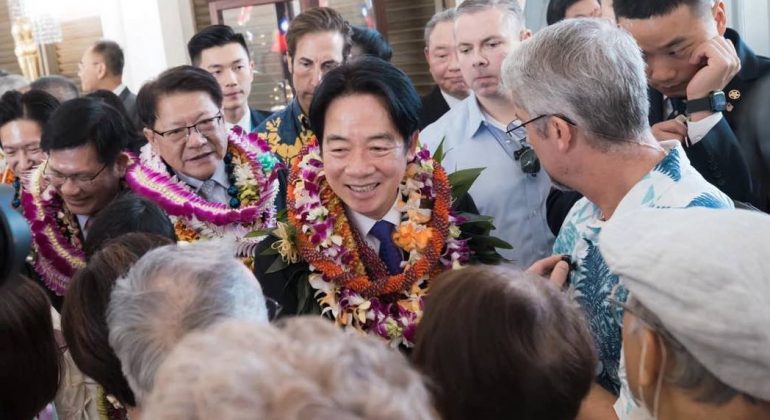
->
xmin=286 ymin=138 xmax=464 ymax=346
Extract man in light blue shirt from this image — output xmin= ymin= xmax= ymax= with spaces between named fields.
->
xmin=420 ymin=0 xmax=554 ymax=267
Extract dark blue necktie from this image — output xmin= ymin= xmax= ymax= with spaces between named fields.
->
xmin=369 ymin=220 xmax=403 ymax=275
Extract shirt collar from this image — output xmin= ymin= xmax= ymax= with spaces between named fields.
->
xmin=76 ymin=214 xmax=90 ymax=238
xmin=347 ymin=198 xmax=402 ymax=236
xmin=112 ymin=84 xmax=127 ymax=96
xmin=440 ymin=90 xmax=463 ymax=109
xmin=613 ymin=140 xmax=682 ymax=218
xmin=225 ymin=110 xmax=252 ymax=132
xmin=174 ymin=159 xmax=229 ymax=191
xmin=463 ymin=93 xmax=488 ymax=141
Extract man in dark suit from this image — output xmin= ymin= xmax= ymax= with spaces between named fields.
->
xmin=78 ymin=40 xmax=141 ymax=130
xmin=188 ymin=25 xmax=271 ymax=133
xmin=419 ymin=8 xmax=469 ymax=130
xmin=616 ymin=0 xmax=769 ymax=209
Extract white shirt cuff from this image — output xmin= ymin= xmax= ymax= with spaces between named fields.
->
xmin=687 ymin=112 xmax=723 ymax=146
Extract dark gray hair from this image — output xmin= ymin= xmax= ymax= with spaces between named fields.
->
xmin=503 ymin=18 xmax=650 ymax=150
xmin=106 ymin=239 xmax=268 ymax=403
xmin=424 ymin=8 xmax=457 ymax=47
xmin=626 ymin=297 xmax=750 ymax=405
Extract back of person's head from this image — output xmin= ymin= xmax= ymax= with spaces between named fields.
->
xmin=0 ymin=89 xmax=60 ymax=131
xmin=136 ymin=65 xmax=223 ymax=129
xmin=106 ymin=239 xmax=268 ymax=403
xmin=613 ymin=0 xmax=712 ymax=20
xmin=456 ymin=0 xmax=526 ymax=32
xmin=503 ymin=17 xmax=649 ymax=150
xmin=29 ymin=75 xmax=79 ymax=102
xmin=350 ymin=26 xmax=392 ymax=61
xmin=414 ymin=264 xmax=596 ymax=420
xmin=83 ymin=193 xmax=176 ymax=258
xmin=90 ymin=40 xmax=125 ymax=77
xmin=286 ymin=7 xmax=352 ymax=60
xmin=309 ymin=56 xmax=420 ymax=145
xmin=41 ymin=96 xmax=130 ymax=165
xmin=601 ymin=208 xmax=770 ymax=414
xmin=0 ymin=277 xmax=61 ymax=419
xmin=187 ymin=24 xmax=250 ymax=66
xmin=0 ymin=73 xmax=29 ymax=96
xmin=144 ymin=317 xmax=437 ymax=419
xmin=62 ymin=233 xmax=173 ymax=409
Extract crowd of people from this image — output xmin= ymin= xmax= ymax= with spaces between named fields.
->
xmin=1 ymin=0 xmax=769 ymax=419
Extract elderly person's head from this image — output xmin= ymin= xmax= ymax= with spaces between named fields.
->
xmin=502 ymin=18 xmax=658 ymax=194
xmin=413 ymin=264 xmax=596 ymax=420
xmin=107 ymin=239 xmax=268 ymax=404
xmin=601 ymin=208 xmax=770 ymax=419
xmin=62 ymin=233 xmax=174 ymax=415
xmin=143 ymin=317 xmax=437 ymax=419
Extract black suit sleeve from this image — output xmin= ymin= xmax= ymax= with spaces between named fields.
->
xmin=546 ymin=189 xmax=583 ymax=236
xmin=685 ymin=118 xmax=753 ymax=203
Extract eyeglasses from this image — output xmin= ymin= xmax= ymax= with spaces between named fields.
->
xmin=43 ymin=160 xmax=107 ymax=189
xmin=151 ymin=113 xmax=223 ymax=144
xmin=505 ymin=114 xmax=577 ymax=175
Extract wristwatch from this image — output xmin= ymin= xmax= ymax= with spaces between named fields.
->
xmin=686 ymin=91 xmax=727 ymax=114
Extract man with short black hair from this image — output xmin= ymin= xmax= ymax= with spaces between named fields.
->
xmin=78 ymin=40 xmax=140 ymax=128
xmin=127 ymin=66 xmax=283 ymax=253
xmin=255 ymin=7 xmax=351 ymax=162
xmin=188 ymin=25 xmax=271 ymax=133
xmin=21 ymin=97 xmax=132 ymax=307
xmin=615 ymin=0 xmax=769 ymax=209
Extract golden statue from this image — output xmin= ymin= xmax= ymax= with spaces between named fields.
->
xmin=11 ymin=16 xmax=41 ymax=80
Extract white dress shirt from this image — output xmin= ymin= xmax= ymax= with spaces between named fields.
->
xmin=347 ymin=199 xmax=402 ymax=253
xmin=175 ymin=160 xmax=231 ymax=205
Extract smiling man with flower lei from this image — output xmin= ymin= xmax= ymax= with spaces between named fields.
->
xmin=254 ymin=57 xmax=506 ymax=347
xmin=126 ymin=66 xmax=284 ymax=256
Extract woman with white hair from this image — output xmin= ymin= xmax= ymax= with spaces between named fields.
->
xmin=601 ymin=208 xmax=770 ymax=420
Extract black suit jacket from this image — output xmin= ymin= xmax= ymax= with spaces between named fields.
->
xmin=250 ymin=108 xmax=272 ymax=131
xmin=254 ymin=193 xmax=480 ymax=317
xmin=649 ymin=29 xmax=768 ymax=207
xmin=419 ymin=86 xmax=451 ymax=130
xmin=118 ymin=86 xmax=141 ymax=130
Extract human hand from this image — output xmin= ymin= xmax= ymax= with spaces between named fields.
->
xmin=686 ymin=35 xmax=740 ymax=101
xmin=527 ymin=255 xmax=572 ymax=288
xmin=651 ymin=117 xmax=687 ymax=144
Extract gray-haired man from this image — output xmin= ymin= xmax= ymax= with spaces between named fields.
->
xmin=107 ymin=239 xmax=268 ymax=406
xmin=505 ymin=17 xmax=734 ymax=415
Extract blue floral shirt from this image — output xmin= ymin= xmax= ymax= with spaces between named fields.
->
xmin=255 ymin=99 xmax=315 ymax=163
xmin=553 ymin=141 xmax=734 ymax=393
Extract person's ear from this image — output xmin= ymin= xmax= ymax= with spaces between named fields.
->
xmin=713 ymin=0 xmax=727 ymax=36
xmin=638 ymin=328 xmax=664 ymax=389
xmin=406 ymin=131 xmax=419 ymax=161
xmin=519 ymin=28 xmax=533 ymax=41
xmin=96 ymin=62 xmax=107 ymax=80
xmin=114 ymin=152 xmax=130 ymax=177
xmin=143 ymin=128 xmax=160 ymax=154
xmin=287 ymin=55 xmax=294 ymax=75
xmin=550 ymin=116 xmax=574 ymax=153
xmin=424 ymin=46 xmax=430 ymax=62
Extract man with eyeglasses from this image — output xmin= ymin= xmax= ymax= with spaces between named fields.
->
xmin=255 ymin=7 xmax=351 ymax=162
xmin=505 ymin=19 xmax=734 ymax=417
xmin=126 ymin=66 xmax=284 ymax=255
xmin=21 ymin=97 xmax=131 ymax=308
xmin=419 ymin=0 xmax=552 ymax=267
